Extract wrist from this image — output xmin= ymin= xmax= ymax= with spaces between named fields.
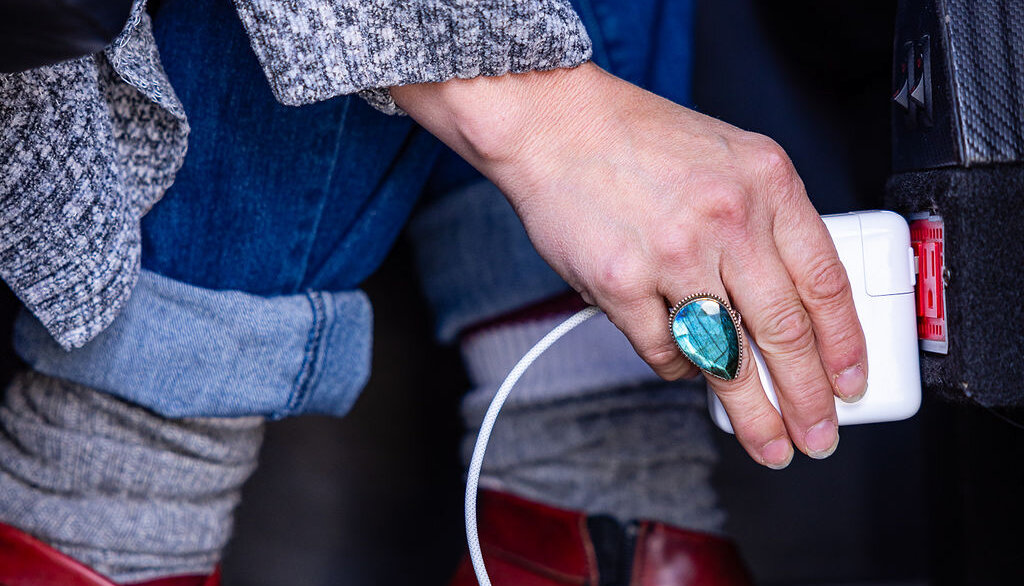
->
xmin=391 ymin=62 xmax=613 ymax=183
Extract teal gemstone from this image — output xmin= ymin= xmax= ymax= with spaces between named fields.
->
xmin=671 ymin=297 xmax=740 ymax=380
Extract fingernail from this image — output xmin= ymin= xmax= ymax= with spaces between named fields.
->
xmin=835 ymin=364 xmax=867 ymax=403
xmin=761 ymin=438 xmax=794 ymax=470
xmin=805 ymin=419 xmax=839 ymax=459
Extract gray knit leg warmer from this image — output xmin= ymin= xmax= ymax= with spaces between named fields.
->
xmin=0 ymin=371 xmax=264 ymax=583
xmin=463 ymin=381 xmax=726 ymax=534
xmin=459 ymin=309 xmax=725 ymax=534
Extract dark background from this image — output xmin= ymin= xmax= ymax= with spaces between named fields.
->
xmin=3 ymin=0 xmax=1023 ymax=584
xmin=221 ymin=1 xmax=1024 ymax=584
xmin=217 ymin=2 xmax=1024 ymax=584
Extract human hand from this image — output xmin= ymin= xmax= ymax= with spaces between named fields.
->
xmin=391 ymin=63 xmax=867 ymax=469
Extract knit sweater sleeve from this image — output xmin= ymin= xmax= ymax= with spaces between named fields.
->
xmin=231 ymin=0 xmax=592 ymax=114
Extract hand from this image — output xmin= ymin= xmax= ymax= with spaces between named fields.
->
xmin=392 ymin=63 xmax=868 ymax=469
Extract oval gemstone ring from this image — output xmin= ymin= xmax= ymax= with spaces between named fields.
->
xmin=669 ymin=293 xmax=744 ymax=381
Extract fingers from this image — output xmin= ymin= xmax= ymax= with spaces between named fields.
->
xmin=602 ymin=294 xmax=700 ymax=381
xmin=659 ymin=280 xmax=795 ymax=469
xmin=774 ymin=203 xmax=869 ymax=403
xmin=724 ymin=250 xmax=840 ymax=460
xmin=708 ymin=357 xmax=795 ymax=469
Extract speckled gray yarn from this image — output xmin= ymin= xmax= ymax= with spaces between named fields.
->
xmin=464 ymin=382 xmax=726 ymax=534
xmin=0 ymin=2 xmax=187 ymax=351
xmin=0 ymin=0 xmax=592 ymax=349
xmin=233 ymin=0 xmax=593 ymax=113
xmin=0 ymin=371 xmax=264 ymax=583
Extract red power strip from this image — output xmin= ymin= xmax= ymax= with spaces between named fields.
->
xmin=909 ymin=214 xmax=948 ymax=354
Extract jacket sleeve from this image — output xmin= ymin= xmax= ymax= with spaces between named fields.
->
xmin=230 ymin=0 xmax=593 ymax=114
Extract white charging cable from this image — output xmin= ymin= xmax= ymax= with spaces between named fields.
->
xmin=464 ymin=305 xmax=602 ymax=586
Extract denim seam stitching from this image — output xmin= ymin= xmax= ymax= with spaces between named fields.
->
xmin=319 ymin=298 xmax=344 ymax=410
xmin=280 ymin=291 xmax=328 ymax=418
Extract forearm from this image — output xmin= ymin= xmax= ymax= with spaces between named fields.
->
xmin=393 ymin=64 xmax=866 ymax=469
xmin=236 ymin=0 xmax=592 ymax=111
xmin=390 ymin=62 xmax=612 ymax=195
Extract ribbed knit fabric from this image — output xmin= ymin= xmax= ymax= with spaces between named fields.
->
xmin=465 ymin=382 xmax=725 ymax=534
xmin=0 ymin=0 xmax=592 ymax=350
xmin=459 ymin=310 xmax=658 ymax=415
xmin=460 ymin=310 xmax=725 ymax=534
xmin=234 ymin=0 xmax=593 ymax=112
xmin=0 ymin=371 xmax=264 ymax=583
xmin=0 ymin=2 xmax=188 ymax=351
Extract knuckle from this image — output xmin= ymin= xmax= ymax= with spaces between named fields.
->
xmin=732 ymin=406 xmax=781 ymax=439
xmin=802 ymin=254 xmax=852 ymax=307
xmin=650 ymin=226 xmax=699 ymax=269
xmin=700 ymin=184 xmax=750 ymax=228
xmin=784 ymin=384 xmax=831 ymax=414
xmin=644 ymin=342 xmax=683 ymax=373
xmin=827 ymin=324 xmax=864 ymax=357
xmin=595 ymin=255 xmax=647 ymax=305
xmin=747 ymin=137 xmax=802 ymax=200
xmin=752 ymin=138 xmax=796 ymax=180
xmin=759 ymin=298 xmax=815 ymax=351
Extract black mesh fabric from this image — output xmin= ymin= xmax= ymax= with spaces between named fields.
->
xmin=885 ymin=164 xmax=1024 ymax=407
xmin=891 ymin=1 xmax=1024 ymax=405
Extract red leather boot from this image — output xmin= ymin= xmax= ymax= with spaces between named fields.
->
xmin=0 ymin=521 xmax=220 ymax=586
xmin=450 ymin=490 xmax=754 ymax=586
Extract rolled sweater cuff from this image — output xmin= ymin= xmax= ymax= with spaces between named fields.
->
xmin=232 ymin=0 xmax=593 ymax=114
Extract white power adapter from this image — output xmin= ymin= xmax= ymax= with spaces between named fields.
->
xmin=466 ymin=210 xmax=922 ymax=585
xmin=708 ymin=210 xmax=922 ymax=432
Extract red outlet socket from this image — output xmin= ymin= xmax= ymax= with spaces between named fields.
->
xmin=909 ymin=214 xmax=948 ymax=354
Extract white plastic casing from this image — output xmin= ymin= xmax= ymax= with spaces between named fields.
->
xmin=709 ymin=211 xmax=922 ymax=433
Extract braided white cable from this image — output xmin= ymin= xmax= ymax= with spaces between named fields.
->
xmin=465 ymin=305 xmax=602 ymax=586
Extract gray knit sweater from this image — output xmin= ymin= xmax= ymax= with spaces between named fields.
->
xmin=0 ymin=0 xmax=592 ymax=349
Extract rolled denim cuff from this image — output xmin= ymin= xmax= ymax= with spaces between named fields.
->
xmin=13 ymin=270 xmax=372 ymax=419
xmin=409 ymin=179 xmax=571 ymax=343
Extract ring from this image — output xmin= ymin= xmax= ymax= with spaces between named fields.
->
xmin=668 ymin=293 xmax=744 ymax=381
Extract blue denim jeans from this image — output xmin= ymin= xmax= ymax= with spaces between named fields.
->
xmin=14 ymin=0 xmax=440 ymax=419
xmin=411 ymin=0 xmax=694 ymax=341
xmin=14 ymin=0 xmax=693 ymax=420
